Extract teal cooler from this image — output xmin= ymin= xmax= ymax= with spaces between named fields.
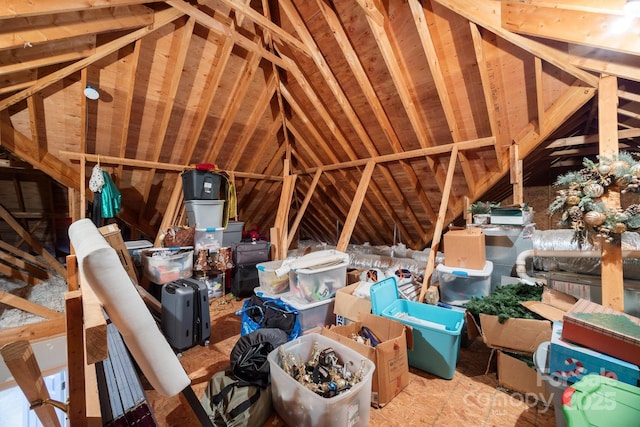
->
xmin=370 ymin=277 xmax=464 ymax=379
xmin=562 ymin=375 xmax=640 ymax=426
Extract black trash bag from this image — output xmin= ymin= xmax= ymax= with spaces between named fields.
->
xmin=230 ymin=328 xmax=288 ymax=388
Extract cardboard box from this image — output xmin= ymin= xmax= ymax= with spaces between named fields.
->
xmin=562 ymin=299 xmax=640 ymax=366
xmin=549 ymin=321 xmax=639 ymax=386
xmin=443 ymin=228 xmax=486 ymax=270
xmin=99 ymin=223 xmax=138 ymax=285
xmin=347 ymin=268 xmax=364 ymax=285
xmin=334 ymin=282 xmax=372 ymax=325
xmin=323 ymin=313 xmax=412 ymax=407
xmin=497 ymin=350 xmax=550 ymax=401
xmin=467 ymin=287 xmax=577 ymax=353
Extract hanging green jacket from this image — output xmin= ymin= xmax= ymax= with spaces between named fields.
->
xmin=101 ymin=170 xmax=122 ymax=218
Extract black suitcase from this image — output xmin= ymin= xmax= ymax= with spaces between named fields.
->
xmin=230 ymin=262 xmax=260 ymax=299
xmin=232 ymin=241 xmax=269 ymax=265
xmin=161 ymin=278 xmax=211 ymax=352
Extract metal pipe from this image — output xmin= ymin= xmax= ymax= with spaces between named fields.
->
xmin=515 ymin=249 xmax=640 ymax=285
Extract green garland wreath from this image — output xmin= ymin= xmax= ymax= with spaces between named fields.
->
xmin=547 ymin=152 xmax=640 ymax=247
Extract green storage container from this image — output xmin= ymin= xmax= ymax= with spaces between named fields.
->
xmin=562 ymin=374 xmax=640 ymax=426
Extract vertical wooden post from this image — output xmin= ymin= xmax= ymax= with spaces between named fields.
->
xmin=598 ymin=74 xmax=624 ymax=311
xmin=419 ymin=147 xmax=459 ymax=302
xmin=510 ymin=144 xmax=523 ymax=205
xmin=337 ymin=161 xmax=375 ymax=252
xmin=65 ymin=290 xmax=87 ymax=426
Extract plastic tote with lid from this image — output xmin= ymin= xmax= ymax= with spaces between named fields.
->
xmin=370 ymin=276 xmax=464 ymax=379
xmin=280 ymin=250 xmax=350 ymax=303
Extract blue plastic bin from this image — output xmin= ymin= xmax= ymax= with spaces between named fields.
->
xmin=370 ymin=277 xmax=464 ymax=379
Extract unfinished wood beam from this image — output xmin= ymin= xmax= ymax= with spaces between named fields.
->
xmin=116 ymin=39 xmax=141 ymax=183
xmin=469 ymin=22 xmax=505 ymax=164
xmin=0 ymin=5 xmax=154 ymax=51
xmin=273 ymin=174 xmax=297 ymax=259
xmin=337 ymin=161 xmax=376 ymax=252
xmin=408 ymin=0 xmax=478 ymax=193
xmin=0 ymin=0 xmax=163 ymax=18
xmin=501 ymin=2 xmax=640 ymax=56
xmin=599 ymin=74 xmax=624 ymax=312
xmin=0 ymin=203 xmax=66 ymax=276
xmin=535 ymin=57 xmax=546 ymax=135
xmin=433 ymin=0 xmax=598 ymax=87
xmin=226 ymin=72 xmax=277 ymax=169
xmin=0 ymin=341 xmax=62 ymax=427
xmin=181 ymin=35 xmax=235 ymax=165
xmin=215 ymin=0 xmax=311 ymax=58
xmin=165 ymin=0 xmax=287 ymax=69
xmin=546 ymin=128 xmax=640 ymax=149
xmin=0 ymin=35 xmax=96 ymax=76
xmin=288 ymin=169 xmax=322 ymax=248
xmin=0 ymin=318 xmax=66 ymax=347
xmin=419 ymin=147 xmax=459 ymax=303
xmin=138 ymin=16 xmax=195 ymax=224
xmin=0 ymin=7 xmax=184 ymax=111
xmin=59 ymin=152 xmax=284 ymax=181
xmin=316 ymin=0 xmax=436 ymax=227
xmin=65 ymin=290 xmax=87 ymax=427
xmin=510 ymin=144 xmax=523 ymax=205
xmin=204 ymin=44 xmax=262 ymax=162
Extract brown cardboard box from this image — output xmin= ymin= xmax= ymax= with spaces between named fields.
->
xmin=497 ymin=350 xmax=550 ymax=401
xmin=443 ymin=227 xmax=486 ymax=270
xmin=347 ymin=268 xmax=364 ymax=285
xmin=99 ymin=223 xmax=138 ymax=285
xmin=323 ymin=313 xmax=412 ymax=407
xmin=334 ymin=282 xmax=372 ymax=325
xmin=467 ymin=287 xmax=577 ymax=353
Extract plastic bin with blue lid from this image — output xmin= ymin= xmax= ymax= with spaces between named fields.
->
xmin=436 ymin=260 xmax=493 ymax=306
xmin=562 ymin=374 xmax=640 ymax=426
xmin=370 ymin=276 xmax=464 ymax=379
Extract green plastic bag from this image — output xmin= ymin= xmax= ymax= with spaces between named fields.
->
xmin=200 ymin=371 xmax=273 ymax=427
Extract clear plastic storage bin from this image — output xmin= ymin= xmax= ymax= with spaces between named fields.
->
xmin=267 ymin=333 xmax=374 ymax=427
xmin=141 ymin=248 xmax=193 ymax=284
xmin=194 ymin=227 xmax=224 ymax=252
xmin=256 ymin=260 xmax=290 ymax=294
xmin=288 ymin=250 xmax=350 ymax=303
xmin=184 ymin=200 xmax=224 ymax=228
xmin=436 ymin=261 xmax=493 ymax=306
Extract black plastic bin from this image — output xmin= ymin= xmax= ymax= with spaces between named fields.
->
xmin=182 ymin=170 xmax=222 ymax=200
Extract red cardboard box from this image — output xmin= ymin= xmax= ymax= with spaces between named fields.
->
xmin=443 ymin=227 xmax=486 ymax=270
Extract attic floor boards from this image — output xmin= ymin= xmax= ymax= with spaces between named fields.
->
xmin=146 ymin=295 xmax=557 ymax=426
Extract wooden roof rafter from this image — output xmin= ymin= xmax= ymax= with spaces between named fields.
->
xmin=203 ymin=39 xmax=264 ymax=162
xmin=280 ymin=0 xmax=424 ymax=246
xmin=433 ymin=0 xmax=599 ymax=87
xmin=315 ymin=0 xmax=437 ymax=228
xmin=0 ymin=5 xmax=154 ymax=52
xmin=213 ymin=0 xmax=312 ymax=59
xmin=116 ymin=39 xmax=142 ymax=182
xmin=408 ymin=0 xmax=479 ymax=195
xmin=178 ymin=35 xmax=235 ymax=166
xmin=501 ymin=1 xmax=640 ymax=57
xmin=468 ymin=22 xmax=503 ymax=165
xmin=165 ymin=0 xmax=288 ymax=70
xmin=137 ymin=15 xmax=196 ymax=224
xmin=0 ymin=0 xmax=164 ymax=19
xmin=0 ymin=7 xmax=186 ymax=111
xmin=0 ymin=35 xmax=97 ymax=77
xmin=226 ymin=72 xmax=278 ymax=170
